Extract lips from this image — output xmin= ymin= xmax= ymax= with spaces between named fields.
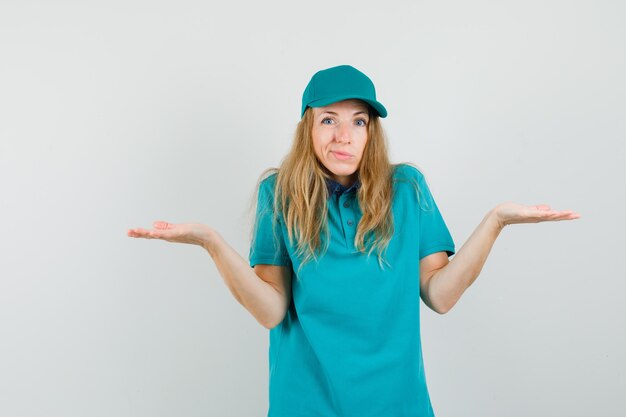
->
xmin=331 ymin=151 xmax=353 ymax=161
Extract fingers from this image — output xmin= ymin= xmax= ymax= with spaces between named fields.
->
xmin=127 ymin=228 xmax=142 ymax=237
xmin=537 ymin=208 xmax=581 ymax=221
xmin=154 ymin=220 xmax=174 ymax=230
xmin=127 ymin=227 xmax=165 ymax=239
xmin=555 ymin=211 xmax=581 ymax=220
xmin=127 ymin=221 xmax=173 ymax=238
xmin=531 ymin=204 xmax=580 ymax=217
xmin=127 ymin=227 xmax=153 ymax=238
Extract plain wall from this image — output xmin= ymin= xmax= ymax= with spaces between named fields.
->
xmin=1 ymin=1 xmax=624 ymax=416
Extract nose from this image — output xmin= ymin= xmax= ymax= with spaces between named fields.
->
xmin=334 ymin=122 xmax=351 ymax=143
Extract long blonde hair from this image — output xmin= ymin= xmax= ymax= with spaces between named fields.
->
xmin=251 ymin=103 xmax=421 ymax=274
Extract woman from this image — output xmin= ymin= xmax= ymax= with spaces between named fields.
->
xmin=128 ymin=65 xmax=580 ymax=417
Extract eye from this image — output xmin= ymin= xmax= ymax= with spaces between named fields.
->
xmin=355 ymin=118 xmax=368 ymax=127
xmin=321 ymin=117 xmax=334 ymax=125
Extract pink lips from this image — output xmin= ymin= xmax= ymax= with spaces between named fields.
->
xmin=331 ymin=151 xmax=352 ymax=160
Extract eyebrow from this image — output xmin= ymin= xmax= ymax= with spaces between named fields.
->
xmin=320 ymin=111 xmax=369 ymax=117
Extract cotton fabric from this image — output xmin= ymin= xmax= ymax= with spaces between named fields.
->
xmin=249 ymin=164 xmax=455 ymax=417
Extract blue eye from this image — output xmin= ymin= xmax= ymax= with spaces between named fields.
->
xmin=322 ymin=118 xmax=333 ymax=125
xmin=356 ymin=119 xmax=367 ymax=127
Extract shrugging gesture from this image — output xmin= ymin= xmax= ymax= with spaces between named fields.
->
xmin=126 ymin=64 xmax=583 ymax=417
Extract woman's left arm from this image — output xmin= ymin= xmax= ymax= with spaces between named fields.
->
xmin=422 ymin=203 xmax=581 ymax=314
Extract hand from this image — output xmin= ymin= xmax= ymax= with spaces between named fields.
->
xmin=127 ymin=220 xmax=219 ymax=250
xmin=492 ymin=202 xmax=581 ymax=229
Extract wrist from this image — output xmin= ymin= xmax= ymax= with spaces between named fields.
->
xmin=487 ymin=207 xmax=506 ymax=232
xmin=202 ymin=229 xmax=223 ymax=256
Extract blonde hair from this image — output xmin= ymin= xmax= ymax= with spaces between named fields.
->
xmin=250 ymin=103 xmax=425 ymax=275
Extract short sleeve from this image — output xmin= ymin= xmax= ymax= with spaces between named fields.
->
xmin=248 ymin=175 xmax=292 ymax=268
xmin=416 ymin=172 xmax=456 ymax=260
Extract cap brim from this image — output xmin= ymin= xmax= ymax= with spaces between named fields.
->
xmin=306 ymin=95 xmax=387 ymax=118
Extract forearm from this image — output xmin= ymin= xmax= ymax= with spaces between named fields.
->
xmin=429 ymin=209 xmax=504 ymax=314
xmin=202 ymin=232 xmax=284 ymax=329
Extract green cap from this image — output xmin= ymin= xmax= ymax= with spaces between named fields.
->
xmin=301 ymin=65 xmax=387 ymax=119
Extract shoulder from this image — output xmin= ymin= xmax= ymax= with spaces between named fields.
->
xmin=391 ymin=163 xmax=435 ymax=210
xmin=260 ymin=171 xmax=278 ymax=189
xmin=256 ymin=169 xmax=280 ymax=196
xmin=392 ymin=162 xmax=426 ymax=186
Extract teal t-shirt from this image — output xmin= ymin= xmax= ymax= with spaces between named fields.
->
xmin=249 ymin=163 xmax=455 ymax=417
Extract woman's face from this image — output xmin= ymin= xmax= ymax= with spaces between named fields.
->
xmin=311 ymin=99 xmax=370 ymax=187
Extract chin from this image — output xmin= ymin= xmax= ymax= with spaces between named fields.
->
xmin=328 ymin=167 xmax=357 ymax=176
xmin=320 ymin=158 xmax=359 ymax=177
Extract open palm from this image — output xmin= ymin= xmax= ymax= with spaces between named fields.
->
xmin=127 ymin=220 xmax=216 ymax=248
xmin=494 ymin=202 xmax=581 ymax=228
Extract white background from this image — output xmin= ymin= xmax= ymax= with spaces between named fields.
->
xmin=1 ymin=1 xmax=624 ymax=416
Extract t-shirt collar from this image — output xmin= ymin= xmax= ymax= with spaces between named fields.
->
xmin=325 ymin=177 xmax=361 ymax=196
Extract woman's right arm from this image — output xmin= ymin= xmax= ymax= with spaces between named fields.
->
xmin=128 ymin=221 xmax=291 ymax=329
xmin=204 ymin=231 xmax=292 ymax=330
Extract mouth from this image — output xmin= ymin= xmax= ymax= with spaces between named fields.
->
xmin=331 ymin=151 xmax=353 ymax=160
